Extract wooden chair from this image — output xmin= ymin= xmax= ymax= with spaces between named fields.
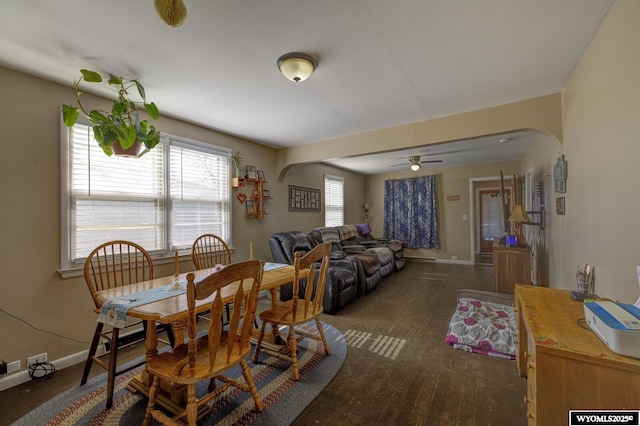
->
xmin=191 ymin=233 xmax=232 ymax=270
xmin=252 ymin=242 xmax=332 ymax=380
xmin=143 ymin=260 xmax=265 ymax=425
xmin=81 ymin=240 xmax=175 ymax=409
xmin=191 ymin=233 xmax=233 ymax=323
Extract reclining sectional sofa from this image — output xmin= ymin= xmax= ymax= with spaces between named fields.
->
xmin=269 ymin=224 xmax=405 ymax=314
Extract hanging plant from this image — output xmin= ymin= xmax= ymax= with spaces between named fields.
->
xmin=62 ymin=69 xmax=161 ymax=157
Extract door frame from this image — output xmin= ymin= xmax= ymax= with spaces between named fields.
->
xmin=468 ymin=176 xmax=512 ymax=265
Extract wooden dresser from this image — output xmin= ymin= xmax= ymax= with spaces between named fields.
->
xmin=515 ymin=285 xmax=640 ymax=425
xmin=493 ymin=244 xmax=531 ymax=294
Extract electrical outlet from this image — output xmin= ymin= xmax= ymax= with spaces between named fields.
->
xmin=7 ymin=360 xmax=20 ymax=373
xmin=27 ymin=353 xmax=47 ymax=367
xmin=451 ymin=255 xmax=458 ymax=260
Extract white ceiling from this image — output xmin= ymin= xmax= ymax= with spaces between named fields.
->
xmin=0 ymin=0 xmax=613 ymax=173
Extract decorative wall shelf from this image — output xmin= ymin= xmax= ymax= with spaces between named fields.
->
xmin=235 ymin=177 xmax=270 ymax=219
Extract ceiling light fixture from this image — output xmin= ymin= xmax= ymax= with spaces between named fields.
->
xmin=154 ymin=0 xmax=187 ymax=27
xmin=277 ymin=52 xmax=317 ymax=82
xmin=410 ymin=163 xmax=420 ymax=171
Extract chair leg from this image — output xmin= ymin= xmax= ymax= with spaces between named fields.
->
xmin=186 ymin=384 xmax=198 ymax=426
xmin=251 ymin=321 xmax=268 ymax=363
xmin=315 ymin=318 xmax=332 ymax=355
xmin=289 ymin=325 xmax=299 ymax=381
xmin=143 ymin=374 xmax=160 ymax=426
xmin=80 ymin=322 xmax=104 ymax=386
xmin=105 ymin=327 xmax=120 ymax=409
xmin=240 ymin=359 xmax=265 ymax=412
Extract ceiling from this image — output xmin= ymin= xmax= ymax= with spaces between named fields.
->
xmin=0 ymin=1 xmax=613 ymax=174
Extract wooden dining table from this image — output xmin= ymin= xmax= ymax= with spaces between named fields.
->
xmin=94 ymin=262 xmax=302 ymax=413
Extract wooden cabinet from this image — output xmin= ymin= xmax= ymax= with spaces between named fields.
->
xmin=516 ymin=285 xmax=640 ymax=425
xmin=493 ymin=245 xmax=531 ymax=294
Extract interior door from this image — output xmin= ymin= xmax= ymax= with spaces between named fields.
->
xmin=478 ymin=188 xmax=510 ymax=253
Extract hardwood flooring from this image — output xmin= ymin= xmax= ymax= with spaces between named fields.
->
xmin=0 ymin=260 xmax=526 ymax=425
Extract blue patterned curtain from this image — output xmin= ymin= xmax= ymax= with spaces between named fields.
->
xmin=383 ymin=175 xmax=440 ymax=249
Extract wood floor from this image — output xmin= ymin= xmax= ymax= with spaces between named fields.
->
xmin=0 ymin=261 xmax=527 ymax=425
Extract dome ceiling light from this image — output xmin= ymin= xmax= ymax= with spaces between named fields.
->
xmin=277 ymin=52 xmax=317 ymax=83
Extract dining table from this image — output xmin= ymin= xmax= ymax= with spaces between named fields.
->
xmin=94 ymin=262 xmax=303 ymax=414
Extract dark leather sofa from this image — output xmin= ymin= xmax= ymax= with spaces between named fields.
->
xmin=268 ymin=231 xmax=358 ymax=314
xmin=352 ymin=223 xmax=406 ymax=271
xmin=308 ymin=227 xmax=383 ymax=295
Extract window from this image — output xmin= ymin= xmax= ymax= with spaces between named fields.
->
xmin=61 ymin=121 xmax=231 ymax=270
xmin=324 ymin=174 xmax=344 ymax=227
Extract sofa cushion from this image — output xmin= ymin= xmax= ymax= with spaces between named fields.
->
xmin=367 ymin=246 xmax=393 ymax=265
xmin=336 ymin=224 xmax=358 ymax=240
xmin=355 ymin=223 xmax=372 ymax=236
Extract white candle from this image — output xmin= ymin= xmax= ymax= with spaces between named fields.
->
xmin=249 ymin=242 xmax=254 ymax=260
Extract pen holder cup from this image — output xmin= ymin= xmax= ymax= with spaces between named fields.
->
xmin=576 ymin=273 xmax=594 ymax=294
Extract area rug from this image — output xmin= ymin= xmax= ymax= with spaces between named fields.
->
xmin=14 ymin=322 xmax=346 ymax=425
xmin=444 ymin=297 xmax=517 ymax=360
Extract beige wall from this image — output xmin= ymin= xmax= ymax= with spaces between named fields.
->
xmin=519 ymin=132 xmax=564 ymax=287
xmin=555 ymin=0 xmax=640 ymax=302
xmin=276 ymin=93 xmax=563 ymax=179
xmin=365 ymin=161 xmax=521 ymax=262
xmin=0 ymin=67 xmax=363 ymax=383
xmin=2 ymin=0 xmax=638 ymax=387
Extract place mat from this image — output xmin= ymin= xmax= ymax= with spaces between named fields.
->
xmin=263 ymin=262 xmax=289 ymax=271
xmin=97 ymin=282 xmax=187 ymax=329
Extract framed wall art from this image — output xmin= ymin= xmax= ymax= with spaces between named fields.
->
xmin=246 ymin=199 xmax=255 ymax=214
xmin=556 ymin=196 xmax=565 ymax=215
xmin=246 ymin=165 xmax=257 ymax=180
xmin=288 ymin=185 xmax=321 ymax=212
xmin=554 ymin=155 xmax=567 ymax=193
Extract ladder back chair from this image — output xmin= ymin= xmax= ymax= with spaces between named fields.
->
xmin=143 ymin=260 xmax=266 ymax=426
xmin=81 ymin=240 xmax=174 ymax=409
xmin=191 ymin=233 xmax=233 ymax=323
xmin=252 ymin=242 xmax=332 ymax=380
xmin=191 ymin=233 xmax=232 ymax=270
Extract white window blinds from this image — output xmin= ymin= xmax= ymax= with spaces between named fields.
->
xmin=324 ymin=174 xmax=344 ymax=227
xmin=169 ymin=141 xmax=230 ymax=250
xmin=62 ymin=121 xmax=231 ymax=268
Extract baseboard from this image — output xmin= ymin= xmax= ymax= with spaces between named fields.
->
xmin=0 ymin=349 xmax=89 ymax=392
xmin=405 ymin=256 xmax=436 ymax=262
xmin=405 ymin=256 xmax=473 ymax=265
xmin=435 ymin=258 xmax=473 ymax=265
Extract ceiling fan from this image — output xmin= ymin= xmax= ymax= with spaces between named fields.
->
xmin=391 ymin=155 xmax=444 ymax=171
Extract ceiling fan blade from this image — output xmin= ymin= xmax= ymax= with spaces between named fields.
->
xmin=421 ymin=159 xmax=443 ymax=163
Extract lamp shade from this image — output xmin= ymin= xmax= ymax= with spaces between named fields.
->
xmin=508 ymin=204 xmax=530 ymax=222
xmin=410 ymin=163 xmax=420 ymax=171
xmin=277 ymin=53 xmax=317 ymax=82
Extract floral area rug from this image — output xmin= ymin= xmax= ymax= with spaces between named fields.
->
xmin=444 ymin=297 xmax=516 ymax=359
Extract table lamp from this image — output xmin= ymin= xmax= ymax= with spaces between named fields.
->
xmin=507 ymin=204 xmax=530 ymax=247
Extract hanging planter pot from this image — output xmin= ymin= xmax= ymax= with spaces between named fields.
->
xmin=62 ymin=69 xmax=161 ymax=158
xmin=111 ymin=140 xmax=143 ymax=158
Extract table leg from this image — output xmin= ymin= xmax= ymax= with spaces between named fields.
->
xmin=171 ymin=318 xmax=187 ymax=347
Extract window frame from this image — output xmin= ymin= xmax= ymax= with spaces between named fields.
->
xmin=324 ymin=173 xmax=344 ymax=227
xmin=60 ymin=115 xmax=232 ymax=274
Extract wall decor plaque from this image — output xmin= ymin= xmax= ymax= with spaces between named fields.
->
xmin=288 ymin=185 xmax=321 ymax=212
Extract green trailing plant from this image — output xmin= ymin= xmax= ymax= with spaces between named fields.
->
xmin=62 ymin=69 xmax=160 ymax=157
xmin=231 ymin=151 xmax=242 ymax=177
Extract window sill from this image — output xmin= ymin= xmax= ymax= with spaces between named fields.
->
xmin=58 ymin=248 xmax=235 ymax=279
